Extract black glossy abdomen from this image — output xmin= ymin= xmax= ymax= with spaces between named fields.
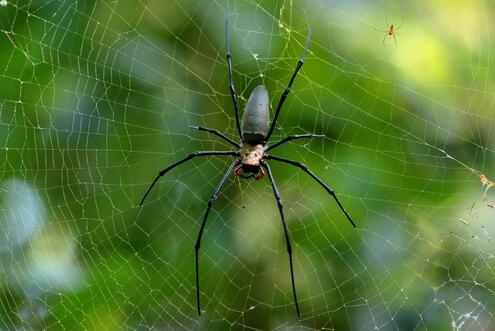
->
xmin=241 ymin=85 xmax=269 ymax=145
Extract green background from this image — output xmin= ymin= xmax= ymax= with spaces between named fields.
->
xmin=1 ymin=0 xmax=494 ymax=330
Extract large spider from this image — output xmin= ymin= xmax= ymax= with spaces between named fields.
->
xmin=139 ymin=21 xmax=356 ymax=317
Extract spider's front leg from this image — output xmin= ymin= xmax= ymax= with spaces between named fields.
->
xmin=262 ymin=161 xmax=301 ymax=317
xmin=139 ymin=151 xmax=238 ymax=206
xmin=266 ymin=155 xmax=356 ymax=228
xmin=194 ymin=160 xmax=240 ymax=316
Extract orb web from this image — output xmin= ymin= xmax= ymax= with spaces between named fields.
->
xmin=0 ymin=0 xmax=494 ymax=329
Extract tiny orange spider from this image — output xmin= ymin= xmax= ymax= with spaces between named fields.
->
xmin=377 ymin=16 xmax=403 ymax=46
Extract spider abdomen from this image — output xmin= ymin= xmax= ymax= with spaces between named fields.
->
xmin=241 ymin=85 xmax=269 ymax=145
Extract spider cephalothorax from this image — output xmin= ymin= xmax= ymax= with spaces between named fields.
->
xmin=139 ymin=20 xmax=356 ymax=318
xmin=236 ymin=143 xmax=264 ymax=179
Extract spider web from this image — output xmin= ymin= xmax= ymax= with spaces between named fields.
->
xmin=1 ymin=0 xmax=495 ymax=329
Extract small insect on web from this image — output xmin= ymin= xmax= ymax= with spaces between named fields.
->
xmin=138 ymin=19 xmax=357 ymax=317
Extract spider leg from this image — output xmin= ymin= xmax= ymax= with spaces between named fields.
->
xmin=266 ymin=155 xmax=356 ymax=228
xmin=374 ymin=27 xmax=389 ymax=33
xmin=265 ymin=134 xmax=325 ymax=152
xmin=195 ymin=160 xmax=240 ymax=315
xmin=262 ymin=161 xmax=300 ymax=317
xmin=392 ymin=33 xmax=397 ymax=47
xmin=225 ymin=19 xmax=243 ymax=139
xmin=383 ymin=33 xmax=388 ymax=45
xmin=190 ymin=125 xmax=240 ymax=148
xmin=265 ymin=28 xmax=311 ymax=142
xmin=139 ymin=151 xmax=238 ymax=206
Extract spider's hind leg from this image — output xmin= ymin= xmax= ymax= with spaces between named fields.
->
xmin=189 ymin=125 xmax=240 ymax=148
xmin=225 ymin=19 xmax=242 ymax=139
xmin=265 ymin=134 xmax=325 ymax=152
xmin=265 ymin=28 xmax=311 ymax=142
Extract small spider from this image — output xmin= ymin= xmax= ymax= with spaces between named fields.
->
xmin=139 ymin=20 xmax=356 ymax=317
xmin=377 ymin=15 xmax=403 ymax=46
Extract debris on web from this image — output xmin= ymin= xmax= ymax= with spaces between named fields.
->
xmin=458 ymin=202 xmax=476 ymax=226
xmin=0 ymin=0 xmax=7 ymax=7
xmin=480 ymin=174 xmax=494 ymax=208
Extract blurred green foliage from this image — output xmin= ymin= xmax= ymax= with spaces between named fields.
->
xmin=1 ymin=0 xmax=495 ymax=330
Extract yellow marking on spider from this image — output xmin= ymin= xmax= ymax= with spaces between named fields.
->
xmin=240 ymin=144 xmax=264 ymax=166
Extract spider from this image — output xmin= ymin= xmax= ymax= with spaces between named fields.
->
xmin=377 ymin=15 xmax=403 ymax=46
xmin=139 ymin=20 xmax=356 ymax=317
